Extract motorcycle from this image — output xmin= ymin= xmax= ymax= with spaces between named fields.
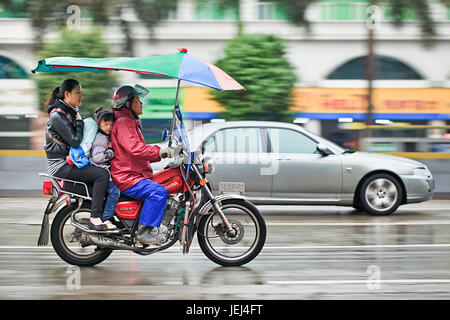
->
xmin=37 ymin=107 xmax=266 ymax=267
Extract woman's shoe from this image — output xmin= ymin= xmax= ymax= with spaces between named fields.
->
xmin=87 ymin=218 xmax=108 ymax=231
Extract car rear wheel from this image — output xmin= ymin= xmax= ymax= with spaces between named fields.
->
xmin=359 ymin=173 xmax=403 ymax=216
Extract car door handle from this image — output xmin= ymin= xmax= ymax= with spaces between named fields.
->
xmin=276 ymin=158 xmax=291 ymax=161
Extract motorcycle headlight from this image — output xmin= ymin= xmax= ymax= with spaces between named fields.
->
xmin=203 ymin=156 xmax=215 ymax=174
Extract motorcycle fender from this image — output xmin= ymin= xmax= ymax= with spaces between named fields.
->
xmin=198 ymin=193 xmax=247 ymax=216
xmin=38 ymin=194 xmax=69 ymax=246
xmin=46 ymin=194 xmax=69 ymax=216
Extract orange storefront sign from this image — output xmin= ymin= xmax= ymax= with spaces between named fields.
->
xmin=181 ymin=87 xmax=450 ymax=120
xmin=293 ymin=88 xmax=450 ymax=115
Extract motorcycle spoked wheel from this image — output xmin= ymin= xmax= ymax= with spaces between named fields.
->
xmin=197 ymin=199 xmax=266 ymax=266
xmin=50 ymin=203 xmax=113 ymax=266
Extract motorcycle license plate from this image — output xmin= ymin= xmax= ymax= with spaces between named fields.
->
xmin=219 ymin=182 xmax=245 ymax=194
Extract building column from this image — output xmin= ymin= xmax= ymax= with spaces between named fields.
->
xmin=240 ymin=0 xmax=256 ymax=22
xmin=177 ymin=0 xmax=195 ymax=21
xmin=427 ymin=120 xmax=446 ymax=138
xmin=304 ymin=119 xmax=322 ymax=136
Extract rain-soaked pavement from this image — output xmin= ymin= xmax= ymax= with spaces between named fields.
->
xmin=0 ymin=197 xmax=449 ymax=301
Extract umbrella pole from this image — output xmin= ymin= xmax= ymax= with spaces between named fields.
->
xmin=168 ymin=79 xmax=181 ymax=147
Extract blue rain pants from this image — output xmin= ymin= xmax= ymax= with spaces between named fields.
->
xmin=121 ymin=179 xmax=167 ymax=227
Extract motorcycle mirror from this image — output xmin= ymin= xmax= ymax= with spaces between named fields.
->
xmin=162 ymin=128 xmax=168 ymax=142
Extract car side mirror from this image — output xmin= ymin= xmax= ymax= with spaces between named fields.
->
xmin=317 ymin=143 xmax=332 ymax=156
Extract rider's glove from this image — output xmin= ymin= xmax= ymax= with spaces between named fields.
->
xmin=159 ymin=146 xmax=174 ymax=159
xmin=167 ymin=156 xmax=183 ymax=168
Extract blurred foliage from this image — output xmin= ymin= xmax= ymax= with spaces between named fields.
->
xmin=34 ymin=28 xmax=118 ymax=117
xmin=132 ymin=0 xmax=178 ymax=35
xmin=271 ymin=0 xmax=443 ymax=45
xmin=272 ymin=0 xmax=316 ymax=31
xmin=212 ymin=34 xmax=296 ymax=122
xmin=25 ymin=0 xmax=178 ymax=54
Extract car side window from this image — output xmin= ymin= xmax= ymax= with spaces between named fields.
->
xmin=204 ymin=128 xmax=263 ymax=153
xmin=268 ymin=128 xmax=317 ymax=154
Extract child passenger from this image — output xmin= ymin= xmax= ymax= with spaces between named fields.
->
xmin=90 ymin=106 xmax=121 ymax=230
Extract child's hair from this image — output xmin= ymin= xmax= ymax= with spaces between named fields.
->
xmin=94 ymin=106 xmax=115 ymax=124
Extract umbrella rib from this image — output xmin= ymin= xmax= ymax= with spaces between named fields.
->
xmin=51 ymin=65 xmax=171 ymax=77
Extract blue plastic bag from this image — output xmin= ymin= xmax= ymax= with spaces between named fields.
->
xmin=68 ymin=118 xmax=98 ymax=168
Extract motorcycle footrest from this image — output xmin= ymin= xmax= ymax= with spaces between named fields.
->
xmin=70 ymin=220 xmax=125 ymax=234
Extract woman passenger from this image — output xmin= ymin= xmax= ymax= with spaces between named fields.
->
xmin=44 ymin=79 xmax=111 ymax=231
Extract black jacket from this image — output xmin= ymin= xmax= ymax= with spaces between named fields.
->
xmin=44 ymin=99 xmax=84 ymax=159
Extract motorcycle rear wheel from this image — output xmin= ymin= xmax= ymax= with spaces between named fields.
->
xmin=197 ymin=199 xmax=266 ymax=266
xmin=50 ymin=204 xmax=113 ymax=266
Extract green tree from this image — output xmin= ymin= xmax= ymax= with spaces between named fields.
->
xmin=212 ymin=34 xmax=296 ymax=122
xmin=34 ymin=28 xmax=118 ymax=117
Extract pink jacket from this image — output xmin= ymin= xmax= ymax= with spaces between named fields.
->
xmin=110 ymin=108 xmax=161 ymax=191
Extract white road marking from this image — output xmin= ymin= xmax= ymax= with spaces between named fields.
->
xmin=267 ymin=279 xmax=450 ymax=285
xmin=262 ymin=244 xmax=450 ymax=250
xmin=1 ymin=243 xmax=450 ymax=250
xmin=267 ymin=220 xmax=450 ymax=226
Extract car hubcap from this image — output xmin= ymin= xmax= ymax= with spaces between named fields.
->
xmin=365 ymin=178 xmax=398 ymax=212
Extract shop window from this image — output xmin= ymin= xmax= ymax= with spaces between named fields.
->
xmin=195 ymin=0 xmax=238 ymax=20
xmin=318 ymin=0 xmax=367 ymax=21
xmin=257 ymin=0 xmax=288 ymax=20
xmin=0 ymin=56 xmax=28 ymax=79
xmin=0 ymin=0 xmax=28 ymax=18
xmin=326 ymin=55 xmax=423 ymax=80
xmin=382 ymin=5 xmax=417 ymax=21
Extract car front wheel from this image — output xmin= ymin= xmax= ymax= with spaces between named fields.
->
xmin=359 ymin=173 xmax=403 ymax=216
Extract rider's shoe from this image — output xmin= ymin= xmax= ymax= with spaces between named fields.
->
xmin=136 ymin=223 xmax=165 ymax=245
xmin=104 ymin=216 xmax=125 ymax=229
xmin=103 ymin=220 xmax=117 ymax=230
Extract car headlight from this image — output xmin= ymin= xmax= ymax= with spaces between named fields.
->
xmin=413 ymin=166 xmax=431 ymax=177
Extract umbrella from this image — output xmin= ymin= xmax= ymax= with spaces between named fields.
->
xmin=32 ymin=48 xmax=244 ymax=146
xmin=31 ymin=48 xmax=245 ymax=91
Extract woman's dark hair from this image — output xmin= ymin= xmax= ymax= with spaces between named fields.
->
xmin=45 ymin=79 xmax=80 ymax=108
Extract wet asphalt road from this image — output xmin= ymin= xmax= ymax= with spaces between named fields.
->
xmin=0 ymin=197 xmax=449 ymax=300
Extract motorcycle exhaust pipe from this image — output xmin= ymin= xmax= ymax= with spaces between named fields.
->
xmin=79 ymin=233 xmax=134 ymax=250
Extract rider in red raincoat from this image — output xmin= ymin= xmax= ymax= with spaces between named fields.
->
xmin=110 ymin=85 xmax=174 ymax=245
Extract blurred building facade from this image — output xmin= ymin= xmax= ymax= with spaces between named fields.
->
xmin=0 ymin=0 xmax=449 ymax=150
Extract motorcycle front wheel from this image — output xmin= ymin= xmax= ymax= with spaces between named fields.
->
xmin=197 ymin=199 xmax=266 ymax=266
xmin=50 ymin=203 xmax=113 ymax=266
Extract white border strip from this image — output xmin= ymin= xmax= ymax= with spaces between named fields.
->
xmin=1 ymin=243 xmax=450 ymax=250
xmin=267 ymin=279 xmax=450 ymax=285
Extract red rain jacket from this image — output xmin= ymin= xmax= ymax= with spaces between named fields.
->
xmin=110 ymin=108 xmax=161 ymax=191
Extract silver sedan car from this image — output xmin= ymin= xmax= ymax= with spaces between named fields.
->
xmin=154 ymin=121 xmax=434 ymax=215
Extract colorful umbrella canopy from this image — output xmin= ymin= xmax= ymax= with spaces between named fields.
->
xmin=31 ymin=49 xmax=244 ymax=91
